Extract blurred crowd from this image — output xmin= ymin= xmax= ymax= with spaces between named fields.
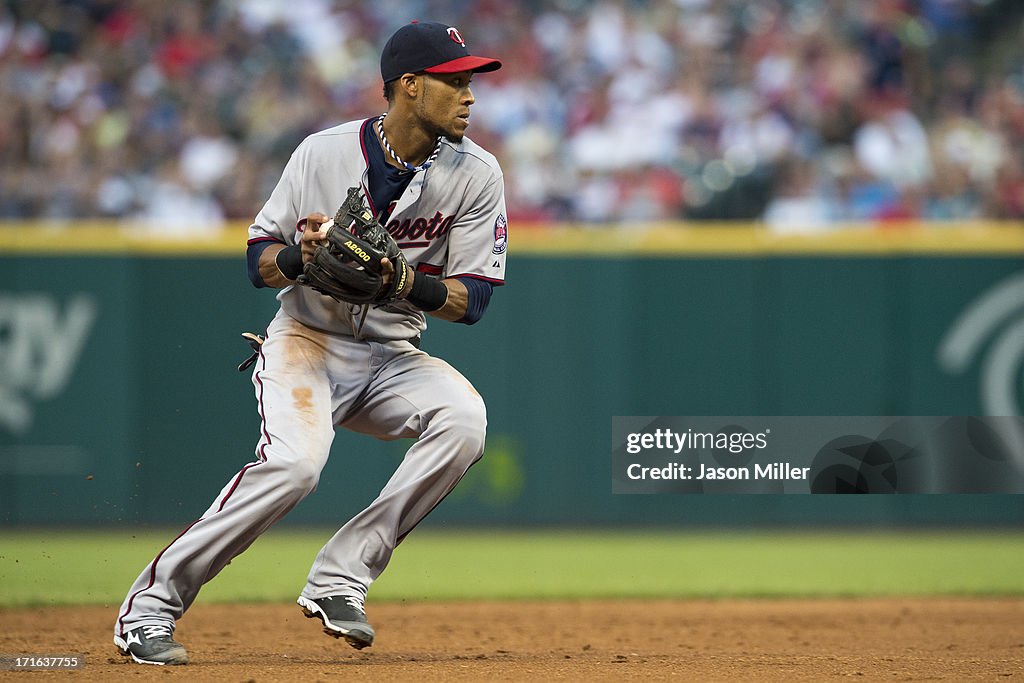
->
xmin=1 ymin=0 xmax=1023 ymax=231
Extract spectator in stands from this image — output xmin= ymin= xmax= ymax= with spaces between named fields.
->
xmin=0 ymin=0 xmax=1021 ymax=227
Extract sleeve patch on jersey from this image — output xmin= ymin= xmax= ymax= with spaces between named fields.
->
xmin=492 ymin=213 xmax=508 ymax=255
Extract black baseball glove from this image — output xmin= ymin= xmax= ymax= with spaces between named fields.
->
xmin=297 ymin=187 xmax=409 ymax=305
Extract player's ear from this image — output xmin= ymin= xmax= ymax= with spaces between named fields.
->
xmin=398 ymin=73 xmax=420 ymax=98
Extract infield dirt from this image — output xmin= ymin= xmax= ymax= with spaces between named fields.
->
xmin=1 ymin=599 xmax=1022 ymax=681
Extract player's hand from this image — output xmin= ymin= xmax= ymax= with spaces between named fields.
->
xmin=300 ymin=212 xmax=332 ymax=263
xmin=381 ymin=258 xmax=414 ymax=299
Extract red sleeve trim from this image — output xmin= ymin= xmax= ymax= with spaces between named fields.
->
xmin=417 ymin=263 xmax=444 ymax=276
xmin=247 ymin=236 xmax=286 ymax=246
xmin=447 ymin=272 xmax=505 ymax=286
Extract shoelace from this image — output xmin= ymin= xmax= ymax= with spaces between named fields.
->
xmin=141 ymin=624 xmax=173 ymax=640
xmin=326 ymin=595 xmax=366 ymax=614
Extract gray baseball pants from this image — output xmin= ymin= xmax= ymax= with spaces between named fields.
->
xmin=115 ymin=311 xmax=486 ymax=635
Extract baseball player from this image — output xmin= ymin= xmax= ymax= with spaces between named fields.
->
xmin=113 ymin=21 xmax=506 ymax=665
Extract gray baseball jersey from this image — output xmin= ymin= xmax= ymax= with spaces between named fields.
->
xmin=250 ymin=118 xmax=507 ymax=340
xmin=115 ymin=117 xmax=507 ymax=646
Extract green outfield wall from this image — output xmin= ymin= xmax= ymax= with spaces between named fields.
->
xmin=2 ymin=223 xmax=1023 ymax=526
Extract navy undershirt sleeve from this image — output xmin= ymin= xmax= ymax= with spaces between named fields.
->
xmin=454 ymin=276 xmax=494 ymax=325
xmin=246 ymin=239 xmax=281 ymax=288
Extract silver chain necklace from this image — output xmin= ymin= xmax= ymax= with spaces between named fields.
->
xmin=375 ymin=114 xmax=441 ymax=172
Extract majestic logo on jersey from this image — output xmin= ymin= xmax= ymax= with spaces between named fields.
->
xmin=492 ymin=213 xmax=507 ymax=255
xmin=447 ymin=27 xmax=465 ymax=47
xmin=386 ymin=211 xmax=455 ymax=246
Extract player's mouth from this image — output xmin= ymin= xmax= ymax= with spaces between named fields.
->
xmin=456 ymin=112 xmax=470 ymax=126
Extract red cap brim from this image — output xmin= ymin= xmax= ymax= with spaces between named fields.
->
xmin=424 ymin=55 xmax=502 ymax=75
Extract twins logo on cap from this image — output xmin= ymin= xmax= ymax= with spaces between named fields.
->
xmin=380 ymin=21 xmax=501 ymax=83
xmin=447 ymin=27 xmax=465 ymax=46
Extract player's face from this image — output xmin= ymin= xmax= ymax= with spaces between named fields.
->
xmin=417 ymin=71 xmax=475 ymax=143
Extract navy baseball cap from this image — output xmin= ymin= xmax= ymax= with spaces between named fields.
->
xmin=381 ymin=21 xmax=501 ymax=84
